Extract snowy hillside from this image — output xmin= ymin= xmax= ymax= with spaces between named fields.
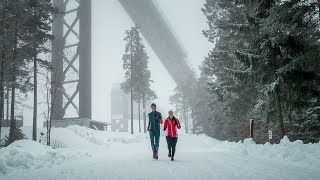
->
xmin=0 ymin=125 xmax=319 ymax=180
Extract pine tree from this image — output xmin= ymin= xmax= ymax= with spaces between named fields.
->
xmin=23 ymin=0 xmax=54 ymax=141
xmin=169 ymin=85 xmax=191 ymax=134
xmin=201 ymin=0 xmax=258 ymax=141
xmin=257 ymin=0 xmax=320 ymax=142
xmin=132 ymin=31 xmax=156 ymax=133
xmin=169 ymin=87 xmax=184 ymax=119
xmin=121 ymin=25 xmax=157 ymax=134
xmin=202 ymin=0 xmax=320 ymax=142
xmin=0 ymin=0 xmax=53 ymax=145
xmin=5 ymin=0 xmax=26 ymax=146
xmin=234 ymin=0 xmax=320 ymax=142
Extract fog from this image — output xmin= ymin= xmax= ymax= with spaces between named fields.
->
xmin=22 ymin=0 xmax=212 ymax=126
xmin=1 ymin=0 xmax=319 ymax=178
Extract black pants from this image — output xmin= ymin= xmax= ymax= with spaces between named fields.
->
xmin=166 ymin=136 xmax=178 ymax=157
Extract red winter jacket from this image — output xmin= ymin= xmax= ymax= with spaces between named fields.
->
xmin=164 ymin=116 xmax=181 ymax=137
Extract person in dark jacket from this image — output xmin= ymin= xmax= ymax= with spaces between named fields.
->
xmin=147 ymin=103 xmax=163 ymax=159
xmin=164 ymin=109 xmax=181 ymax=161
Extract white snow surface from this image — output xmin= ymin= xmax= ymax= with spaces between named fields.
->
xmin=0 ymin=125 xmax=319 ymax=180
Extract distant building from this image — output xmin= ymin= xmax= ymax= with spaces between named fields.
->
xmin=111 ymin=83 xmax=129 ymax=132
xmin=110 ymin=83 xmax=159 ymax=132
xmin=1 ymin=116 xmax=23 ymax=128
xmin=43 ymin=118 xmax=110 ymax=131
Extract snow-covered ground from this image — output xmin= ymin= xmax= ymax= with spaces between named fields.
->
xmin=0 ymin=125 xmax=319 ymax=180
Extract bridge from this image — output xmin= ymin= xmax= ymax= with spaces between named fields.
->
xmin=51 ymin=0 xmax=195 ymax=121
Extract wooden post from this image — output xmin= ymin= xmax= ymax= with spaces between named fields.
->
xmin=250 ymin=119 xmax=254 ymax=139
xmin=268 ymin=130 xmax=273 ymax=144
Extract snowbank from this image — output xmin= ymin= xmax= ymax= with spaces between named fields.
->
xmin=183 ymin=134 xmax=320 ymax=167
xmin=65 ymin=125 xmax=147 ymax=144
xmin=9 ymin=125 xmax=318 ymax=168
xmin=49 ymin=125 xmax=148 ymax=152
xmin=238 ymin=136 xmax=320 ymax=166
xmin=0 ymin=140 xmax=90 ymax=174
xmin=1 ymin=125 xmax=319 ymax=179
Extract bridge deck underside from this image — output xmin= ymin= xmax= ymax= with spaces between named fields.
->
xmin=119 ymin=0 xmax=195 ymax=85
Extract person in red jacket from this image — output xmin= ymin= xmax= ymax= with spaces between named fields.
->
xmin=163 ymin=109 xmax=181 ymax=161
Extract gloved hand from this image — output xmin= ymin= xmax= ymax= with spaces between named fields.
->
xmin=175 ymin=120 xmax=179 ymax=125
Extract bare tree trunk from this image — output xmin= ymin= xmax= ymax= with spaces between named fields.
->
xmin=47 ymin=70 xmax=54 ymax=146
xmin=8 ymin=15 xmax=19 ymax=144
xmin=186 ymin=107 xmax=189 ymax=134
xmin=138 ymin=97 xmax=141 ymax=133
xmin=130 ymin=33 xmax=134 ymax=134
xmin=130 ymin=87 xmax=133 ymax=134
xmin=6 ymin=85 xmax=9 ymax=126
xmin=9 ymin=47 xmax=17 ymax=118
xmin=191 ymin=110 xmax=196 ymax=134
xmin=271 ymin=43 xmax=285 ymax=138
xmin=32 ymin=55 xmax=37 ymax=141
xmin=48 ymin=108 xmax=52 ymax=146
xmin=9 ymin=53 xmax=17 ymax=143
xmin=318 ymin=0 xmax=320 ymax=17
xmin=0 ymin=46 xmax=4 ymax=141
xmin=46 ymin=71 xmax=50 ymax=145
xmin=275 ymin=85 xmax=285 ymax=138
xmin=183 ymin=95 xmax=188 ymax=134
xmin=0 ymin=0 xmax=7 ymax=144
xmin=9 ymin=76 xmax=16 ymax=138
xmin=143 ymin=94 xmax=146 ymax=133
xmin=48 ymin=84 xmax=53 ymax=146
xmin=47 ymin=67 xmax=60 ymax=146
xmin=0 ymin=54 xmax=3 ymax=141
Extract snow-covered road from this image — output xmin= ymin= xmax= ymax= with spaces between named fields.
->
xmin=0 ymin=126 xmax=319 ymax=180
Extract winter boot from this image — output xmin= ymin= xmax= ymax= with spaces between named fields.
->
xmin=155 ymin=148 xmax=159 ymax=159
xmin=171 ymin=157 xmax=174 ymax=161
xmin=152 ymin=146 xmax=156 ymax=159
xmin=168 ymin=150 xmax=172 ymax=157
